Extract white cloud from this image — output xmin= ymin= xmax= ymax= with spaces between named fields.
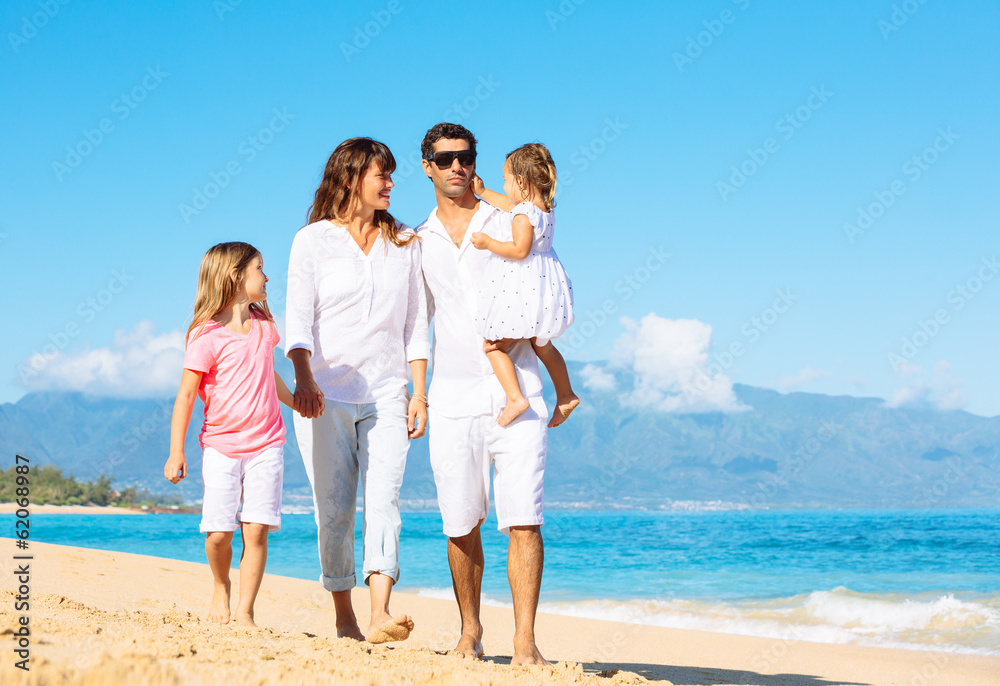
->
xmin=886 ymin=360 xmax=966 ymax=411
xmin=19 ymin=321 xmax=185 ymax=398
xmin=610 ymin=314 xmax=747 ymax=413
xmin=581 ymin=363 xmax=616 ymax=392
xmin=779 ymin=367 xmax=832 ymax=391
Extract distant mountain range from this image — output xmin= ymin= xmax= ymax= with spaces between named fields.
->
xmin=2 ymin=357 xmax=997 ymax=509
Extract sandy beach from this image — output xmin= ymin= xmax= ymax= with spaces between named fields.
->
xmin=1 ymin=539 xmax=997 ymax=685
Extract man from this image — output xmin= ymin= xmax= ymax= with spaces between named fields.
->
xmin=416 ymin=122 xmax=549 ymax=665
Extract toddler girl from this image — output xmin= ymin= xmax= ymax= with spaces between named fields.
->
xmin=163 ymin=241 xmax=299 ymax=627
xmin=471 ymin=142 xmax=579 ymax=427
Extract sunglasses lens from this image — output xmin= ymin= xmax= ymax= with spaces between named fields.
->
xmin=432 ymin=151 xmax=475 ymax=168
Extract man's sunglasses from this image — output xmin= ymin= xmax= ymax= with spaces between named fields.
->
xmin=427 ymin=150 xmax=476 ymax=169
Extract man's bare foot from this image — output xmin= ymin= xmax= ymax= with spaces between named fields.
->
xmin=365 ymin=613 xmax=414 ymax=644
xmin=450 ymin=633 xmax=485 ymax=659
xmin=337 ymin=621 xmax=366 ymax=641
xmin=511 ymin=633 xmax=549 ymax=665
xmin=207 ymin=583 xmax=231 ymax=624
xmin=235 ymin=610 xmax=257 ymax=628
xmin=547 ymin=394 xmax=579 ymax=428
xmin=497 ymin=396 xmax=530 ymax=427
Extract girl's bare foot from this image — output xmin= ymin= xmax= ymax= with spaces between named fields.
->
xmin=365 ymin=612 xmax=414 ymax=644
xmin=207 ymin=582 xmax=231 ymax=624
xmin=497 ymin=396 xmax=530 ymax=427
xmin=547 ymin=394 xmax=579 ymax=428
xmin=235 ymin=610 xmax=258 ymax=628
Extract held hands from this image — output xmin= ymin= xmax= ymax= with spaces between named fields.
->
xmin=164 ymin=453 xmax=187 ymax=484
xmin=293 ymin=376 xmax=326 ymax=419
xmin=470 ymin=232 xmax=491 ymax=250
xmin=407 ymin=395 xmax=427 ymax=439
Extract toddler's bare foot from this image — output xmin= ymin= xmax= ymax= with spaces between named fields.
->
xmin=497 ymin=396 xmax=530 ymax=427
xmin=547 ymin=394 xmax=580 ymax=428
xmin=207 ymin=582 xmax=231 ymax=624
xmin=366 ymin=613 xmax=414 ymax=644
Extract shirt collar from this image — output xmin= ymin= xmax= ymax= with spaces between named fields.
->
xmin=419 ymin=200 xmax=500 ymax=241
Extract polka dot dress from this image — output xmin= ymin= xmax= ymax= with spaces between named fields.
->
xmin=474 ymin=202 xmax=574 ymax=344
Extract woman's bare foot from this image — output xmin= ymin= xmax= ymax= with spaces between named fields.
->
xmin=450 ymin=633 xmax=485 ymax=659
xmin=497 ymin=396 xmax=530 ymax=427
xmin=365 ymin=612 xmax=414 ymax=644
xmin=337 ymin=621 xmax=366 ymax=641
xmin=510 ymin=633 xmax=550 ymax=665
xmin=207 ymin=582 xmax=231 ymax=624
xmin=547 ymin=394 xmax=579 ymax=428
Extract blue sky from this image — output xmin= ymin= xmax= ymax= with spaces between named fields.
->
xmin=2 ymin=0 xmax=998 ymax=415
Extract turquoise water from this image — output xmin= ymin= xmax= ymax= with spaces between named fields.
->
xmin=8 ymin=508 xmax=1000 ymax=654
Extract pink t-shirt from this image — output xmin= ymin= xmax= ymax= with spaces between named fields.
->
xmin=184 ymin=313 xmax=285 ymax=459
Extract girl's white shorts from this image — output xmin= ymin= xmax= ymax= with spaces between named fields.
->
xmin=200 ymin=445 xmax=283 ymax=533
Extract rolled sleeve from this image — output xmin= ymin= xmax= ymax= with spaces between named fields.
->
xmin=284 ymin=229 xmax=316 ymax=357
xmin=403 ymin=239 xmax=430 ymax=362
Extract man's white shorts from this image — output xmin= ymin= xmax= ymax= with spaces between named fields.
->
xmin=200 ymin=445 xmax=283 ymax=533
xmin=429 ymin=394 xmax=547 ymax=537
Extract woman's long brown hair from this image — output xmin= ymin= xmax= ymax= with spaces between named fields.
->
xmin=308 ymin=137 xmax=416 ymax=247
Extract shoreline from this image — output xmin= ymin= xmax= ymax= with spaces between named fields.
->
xmin=1 ymin=539 xmax=998 ymax=685
xmin=0 ymin=503 xmax=198 ymax=515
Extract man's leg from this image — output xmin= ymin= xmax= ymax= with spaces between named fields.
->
xmin=490 ymin=391 xmax=549 ymax=665
xmin=447 ymin=520 xmax=485 ymax=658
xmin=430 ymin=409 xmax=490 ymax=658
xmin=508 ymin=525 xmax=548 ymax=665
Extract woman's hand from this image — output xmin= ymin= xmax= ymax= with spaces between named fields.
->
xmin=293 ymin=375 xmax=325 ymax=419
xmin=407 ymin=396 xmax=427 ymax=439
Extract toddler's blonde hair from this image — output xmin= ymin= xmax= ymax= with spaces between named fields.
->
xmin=505 ymin=143 xmax=557 ymax=211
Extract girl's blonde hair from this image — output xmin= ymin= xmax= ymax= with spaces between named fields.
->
xmin=505 ymin=143 xmax=557 ymax=211
xmin=308 ymin=137 xmax=416 ymax=247
xmin=186 ymin=241 xmax=273 ymax=345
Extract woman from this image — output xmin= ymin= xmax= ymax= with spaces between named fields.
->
xmin=285 ymin=138 xmax=428 ymax=643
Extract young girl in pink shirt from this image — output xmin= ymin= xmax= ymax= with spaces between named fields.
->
xmin=163 ymin=241 xmax=301 ymax=627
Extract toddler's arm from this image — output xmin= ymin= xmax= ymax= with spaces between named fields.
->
xmin=274 ymin=371 xmax=296 ymax=410
xmin=470 ymin=214 xmax=534 ymax=260
xmin=472 ymin=175 xmax=514 ymax=211
xmin=163 ymin=369 xmax=203 ymax=484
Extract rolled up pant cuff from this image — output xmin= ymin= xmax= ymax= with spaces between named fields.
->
xmin=321 ymin=573 xmax=356 ymax=593
xmin=363 ymin=557 xmax=400 ymax=585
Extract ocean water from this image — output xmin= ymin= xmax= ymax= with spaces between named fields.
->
xmin=7 ymin=508 xmax=999 ymax=655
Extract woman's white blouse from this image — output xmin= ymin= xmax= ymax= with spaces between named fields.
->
xmin=284 ymin=220 xmax=429 ymax=404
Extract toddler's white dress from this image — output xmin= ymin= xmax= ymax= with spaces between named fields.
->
xmin=474 ymin=201 xmax=574 ymax=346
